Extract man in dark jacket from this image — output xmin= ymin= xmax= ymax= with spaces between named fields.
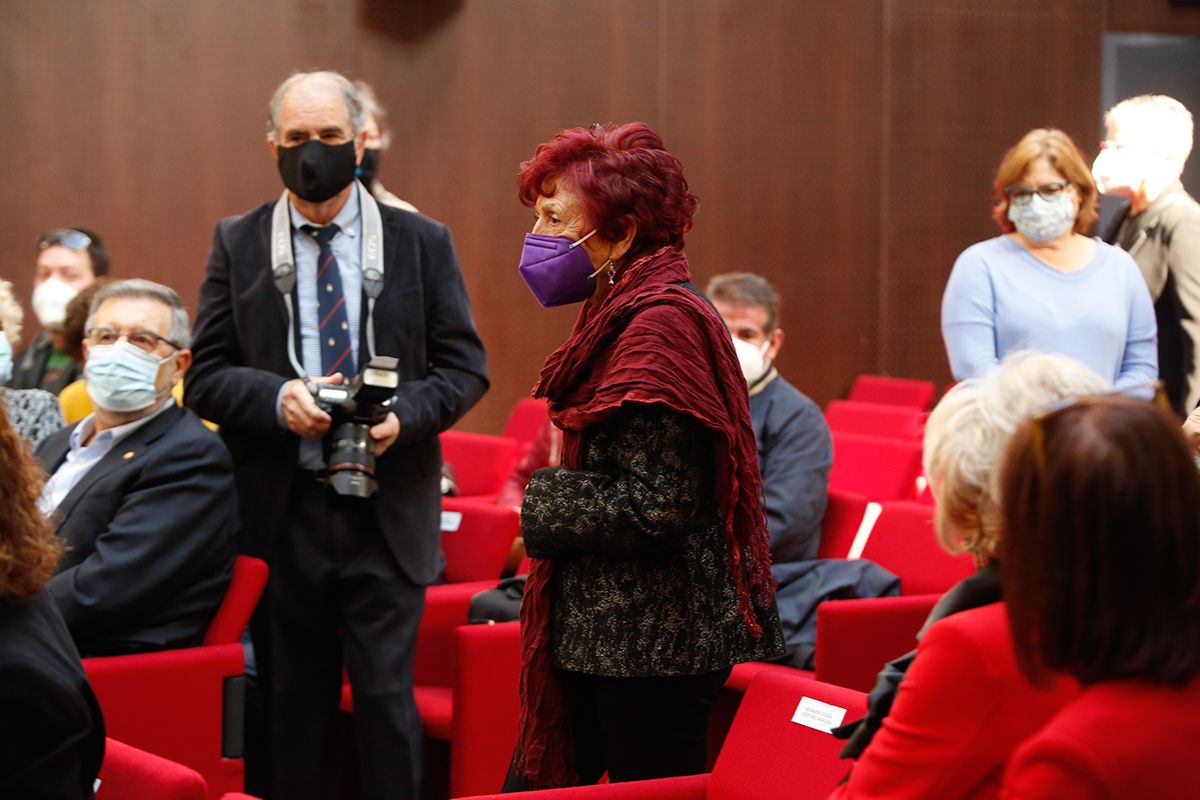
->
xmin=37 ymin=279 xmax=236 ymax=656
xmin=186 ymin=70 xmax=488 ymax=800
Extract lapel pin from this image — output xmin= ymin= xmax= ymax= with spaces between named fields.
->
xmin=123 ymin=451 xmax=135 ymax=460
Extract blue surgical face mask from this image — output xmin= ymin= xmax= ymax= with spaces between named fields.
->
xmin=0 ymin=335 xmax=12 ymax=386
xmin=85 ymin=340 xmax=172 ymax=413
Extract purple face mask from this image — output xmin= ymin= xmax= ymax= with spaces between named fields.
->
xmin=518 ymin=230 xmax=601 ymax=307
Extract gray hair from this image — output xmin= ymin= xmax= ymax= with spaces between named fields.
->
xmin=353 ymin=80 xmax=392 ymax=150
xmin=0 ymin=280 xmax=23 ymax=347
xmin=705 ymin=272 xmax=782 ymax=333
xmin=1105 ymin=94 xmax=1194 ymax=178
xmin=86 ymin=279 xmax=191 ymax=350
xmin=923 ymin=351 xmax=1108 ymax=561
xmin=266 ymin=70 xmax=365 ymax=144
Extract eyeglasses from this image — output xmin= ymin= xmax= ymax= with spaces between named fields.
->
xmin=1028 ymin=380 xmax=1169 ymax=475
xmin=36 ymin=228 xmax=93 ymax=251
xmin=1003 ymin=181 xmax=1072 ymax=206
xmin=86 ymin=326 xmax=182 ymax=353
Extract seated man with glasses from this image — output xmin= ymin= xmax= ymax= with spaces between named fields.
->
xmin=10 ymin=227 xmax=109 ymax=394
xmin=34 ymin=279 xmax=236 ymax=656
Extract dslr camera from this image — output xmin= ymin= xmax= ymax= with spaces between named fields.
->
xmin=307 ymin=356 xmax=400 ymax=498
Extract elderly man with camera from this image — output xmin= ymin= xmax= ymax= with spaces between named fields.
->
xmin=186 ymin=70 xmax=488 ymax=800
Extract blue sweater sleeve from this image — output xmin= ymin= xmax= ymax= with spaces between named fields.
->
xmin=941 ymin=246 xmax=998 ymax=381
xmin=1114 ymin=253 xmax=1158 ymax=388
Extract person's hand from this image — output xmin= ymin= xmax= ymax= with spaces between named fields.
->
xmin=370 ymin=411 xmax=401 ymax=456
xmin=280 ymin=374 xmax=342 ymax=438
xmin=1183 ymin=405 xmax=1200 ymax=455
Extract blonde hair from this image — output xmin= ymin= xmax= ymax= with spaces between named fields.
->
xmin=923 ymin=351 xmax=1108 ymax=561
xmin=0 ymin=280 xmax=23 ymax=347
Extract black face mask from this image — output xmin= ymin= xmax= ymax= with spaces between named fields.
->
xmin=357 ymin=148 xmax=382 ymax=188
xmin=277 ymin=139 xmax=358 ymax=203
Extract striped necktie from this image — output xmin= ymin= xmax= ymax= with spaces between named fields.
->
xmin=303 ymin=224 xmax=354 ymax=376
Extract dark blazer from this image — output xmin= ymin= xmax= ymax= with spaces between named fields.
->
xmin=37 ymin=403 xmax=238 ymax=656
xmin=0 ymin=591 xmax=105 ymax=799
xmin=9 ymin=330 xmax=83 ymax=395
xmin=185 ymin=199 xmax=488 ymax=585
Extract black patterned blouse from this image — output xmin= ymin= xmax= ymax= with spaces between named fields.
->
xmin=2 ymin=388 xmax=66 ymax=451
xmin=521 ymin=403 xmax=784 ymax=678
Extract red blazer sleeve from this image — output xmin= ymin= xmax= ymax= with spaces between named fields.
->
xmin=1001 ymin=737 xmax=1106 ymax=800
xmin=830 ymin=604 xmax=1074 ymax=800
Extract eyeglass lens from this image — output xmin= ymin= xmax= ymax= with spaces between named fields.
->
xmin=89 ymin=327 xmax=171 ymax=353
xmin=1005 ymin=182 xmax=1070 ymax=205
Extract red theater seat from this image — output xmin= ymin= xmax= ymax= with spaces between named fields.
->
xmin=84 ymin=556 xmax=268 ymax=799
xmin=503 ymin=396 xmax=549 ymax=448
xmin=859 ymin=501 xmax=975 ymax=596
xmin=816 ymin=488 xmax=870 ymax=560
xmin=824 ymin=399 xmax=928 ymax=442
xmin=848 ymin=374 xmax=936 ymax=410
xmin=441 ymin=430 xmax=520 ymax=500
xmin=829 ymin=432 xmax=923 ymax=502
xmin=456 ymin=671 xmax=866 ymax=800
xmin=99 ymin=738 xmax=207 ymax=800
xmin=441 ymin=497 xmax=521 ymax=583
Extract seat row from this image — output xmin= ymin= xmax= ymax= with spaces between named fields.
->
xmin=87 ymin=375 xmax=952 ymax=798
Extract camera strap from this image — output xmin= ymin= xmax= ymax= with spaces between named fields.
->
xmin=271 ymin=180 xmax=385 ymax=378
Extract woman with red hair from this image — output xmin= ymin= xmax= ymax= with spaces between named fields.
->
xmin=506 ymin=123 xmax=783 ymax=790
xmin=0 ymin=401 xmax=105 ymax=796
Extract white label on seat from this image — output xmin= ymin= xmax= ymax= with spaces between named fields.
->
xmin=441 ymin=511 xmax=463 ymax=532
xmin=791 ymin=696 xmax=847 ymax=733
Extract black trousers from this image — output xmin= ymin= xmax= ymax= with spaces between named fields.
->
xmin=251 ymin=473 xmax=426 ymax=800
xmin=503 ymin=666 xmax=730 ymax=790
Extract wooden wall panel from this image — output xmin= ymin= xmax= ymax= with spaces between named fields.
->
xmin=879 ymin=0 xmax=1106 ymax=386
xmin=1 ymin=1 xmax=1196 ymax=434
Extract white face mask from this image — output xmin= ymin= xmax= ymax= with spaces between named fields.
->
xmin=85 ymin=340 xmax=172 ymax=413
xmin=31 ymin=277 xmax=79 ymax=327
xmin=731 ymin=336 xmax=771 ymax=385
xmin=1007 ymin=193 xmax=1076 ymax=243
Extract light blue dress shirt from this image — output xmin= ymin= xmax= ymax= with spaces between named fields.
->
xmin=284 ymin=188 xmax=364 ymax=468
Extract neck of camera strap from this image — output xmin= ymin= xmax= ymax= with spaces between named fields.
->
xmin=271 ymin=180 xmax=385 ymax=378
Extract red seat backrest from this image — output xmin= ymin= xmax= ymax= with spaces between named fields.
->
xmin=828 ymin=431 xmax=923 ymax=502
xmin=709 ymin=672 xmax=867 ymax=800
xmin=816 ymin=489 xmax=869 ymax=560
xmin=848 ymin=374 xmax=936 ymax=410
xmin=825 ymin=399 xmax=928 ymax=442
xmin=501 ymin=397 xmax=549 ymax=447
xmin=440 ymin=431 xmax=520 ymax=498
xmin=859 ymin=501 xmax=975 ymax=595
xmin=203 ymin=555 xmax=269 ymax=646
xmin=441 ymin=498 xmax=521 ymax=583
xmin=99 ymin=738 xmax=208 ymax=800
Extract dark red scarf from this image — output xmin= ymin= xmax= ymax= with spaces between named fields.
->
xmin=514 ymin=245 xmax=774 ymax=788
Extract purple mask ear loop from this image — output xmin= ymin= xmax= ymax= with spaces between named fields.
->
xmin=569 ymin=230 xmax=604 ymax=277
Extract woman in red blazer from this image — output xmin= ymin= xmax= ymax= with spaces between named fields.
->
xmin=998 ymin=393 xmax=1200 ymax=799
xmin=830 ymin=352 xmax=1103 ymax=800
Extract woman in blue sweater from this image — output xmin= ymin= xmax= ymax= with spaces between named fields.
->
xmin=942 ymin=128 xmax=1157 ymax=387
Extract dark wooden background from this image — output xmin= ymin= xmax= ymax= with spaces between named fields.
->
xmin=2 ymin=0 xmax=1196 ymax=433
